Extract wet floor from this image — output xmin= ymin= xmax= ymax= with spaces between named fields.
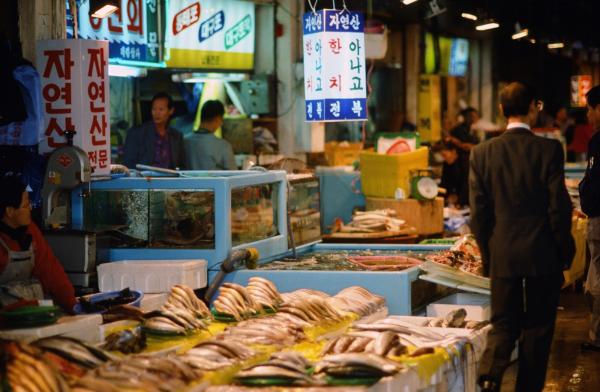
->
xmin=501 ymin=291 xmax=600 ymax=391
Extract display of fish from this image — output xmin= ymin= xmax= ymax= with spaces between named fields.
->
xmin=144 ymin=305 xmax=209 ymax=334
xmin=328 ymin=286 xmax=386 ymax=317
xmin=219 ymin=315 xmax=305 ymax=346
xmin=314 ymin=353 xmax=403 ymax=378
xmin=71 ymin=354 xmax=201 ymax=392
xmin=235 ymin=352 xmax=313 ymax=386
xmin=321 ymin=331 xmax=407 ymax=357
xmin=3 ymin=341 xmax=70 ymax=392
xmin=247 ymin=276 xmax=283 ymax=311
xmin=102 ymin=326 xmax=147 ymax=354
xmin=165 ymin=284 xmax=212 ymax=319
xmin=144 ymin=284 xmax=211 ymax=334
xmin=180 ymin=339 xmax=256 ymax=371
xmin=332 ymin=209 xmax=407 ymax=233
xmin=213 ymin=282 xmax=262 ymax=321
xmin=424 ymin=311 xmax=490 ymax=330
xmin=278 ymin=296 xmax=344 ymax=325
xmin=33 ymin=336 xmax=117 ymax=370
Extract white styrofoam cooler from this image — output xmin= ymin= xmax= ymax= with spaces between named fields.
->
xmin=98 ymin=259 xmax=207 ymax=293
xmin=426 ymin=293 xmax=491 ymax=321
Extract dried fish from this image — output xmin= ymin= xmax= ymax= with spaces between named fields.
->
xmin=315 ymin=353 xmax=402 ymax=377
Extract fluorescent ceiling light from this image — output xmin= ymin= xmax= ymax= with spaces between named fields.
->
xmin=512 ymin=29 xmax=529 ymax=40
xmin=402 ymin=0 xmax=419 ymax=4
xmin=91 ymin=4 xmax=118 ymax=18
xmin=108 ymin=64 xmax=147 ymax=78
xmin=461 ymin=12 xmax=478 ymax=21
xmin=172 ymin=72 xmax=249 ymax=83
xmin=476 ymin=20 xmax=500 ymax=31
xmin=548 ymin=42 xmax=565 ymax=49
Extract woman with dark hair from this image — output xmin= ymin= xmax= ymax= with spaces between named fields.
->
xmin=0 ymin=175 xmax=76 ymax=312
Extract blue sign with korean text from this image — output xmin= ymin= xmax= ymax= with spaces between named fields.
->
xmin=303 ymin=9 xmax=367 ymax=122
xmin=199 ymin=11 xmax=225 ymax=43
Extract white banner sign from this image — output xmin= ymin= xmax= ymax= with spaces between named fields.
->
xmin=165 ymin=0 xmax=255 ymax=69
xmin=37 ymin=39 xmax=111 ymax=176
xmin=303 ymin=9 xmax=367 ymax=122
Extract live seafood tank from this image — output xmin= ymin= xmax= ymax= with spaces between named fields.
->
xmin=71 ymin=170 xmax=289 ymax=265
xmin=287 ymin=174 xmax=321 ymax=246
xmin=210 ymin=243 xmax=453 ymax=315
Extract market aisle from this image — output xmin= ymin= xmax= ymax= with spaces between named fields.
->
xmin=501 ymin=292 xmax=600 ymax=391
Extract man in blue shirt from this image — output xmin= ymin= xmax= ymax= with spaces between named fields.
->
xmin=185 ymin=100 xmax=236 ymax=170
xmin=123 ymin=92 xmax=186 ymax=169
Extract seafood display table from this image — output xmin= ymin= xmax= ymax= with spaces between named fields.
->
xmin=0 ymin=314 xmax=102 ymax=343
xmin=212 ymin=243 xmax=450 ymax=315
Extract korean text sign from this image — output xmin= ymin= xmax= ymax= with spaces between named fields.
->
xmin=70 ymin=0 xmax=161 ymax=64
xmin=37 ymin=40 xmax=111 ymax=176
xmin=303 ymin=9 xmax=367 ymax=122
xmin=165 ymin=0 xmax=255 ymax=69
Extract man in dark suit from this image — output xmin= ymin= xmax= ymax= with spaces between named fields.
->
xmin=123 ymin=92 xmax=186 ymax=169
xmin=470 ymin=82 xmax=575 ymax=392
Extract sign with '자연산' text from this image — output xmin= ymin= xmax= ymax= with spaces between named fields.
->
xmin=303 ymin=9 xmax=367 ymax=122
xmin=37 ymin=40 xmax=111 ymax=176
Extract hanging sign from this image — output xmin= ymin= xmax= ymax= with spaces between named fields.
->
xmin=69 ymin=0 xmax=162 ymax=64
xmin=37 ymin=39 xmax=111 ymax=176
xmin=571 ymin=75 xmax=592 ymax=107
xmin=165 ymin=0 xmax=255 ymax=69
xmin=303 ymin=9 xmax=367 ymax=122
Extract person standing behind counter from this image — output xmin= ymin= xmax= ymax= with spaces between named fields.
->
xmin=185 ymin=100 xmax=236 ymax=170
xmin=123 ymin=92 xmax=186 ymax=170
xmin=0 ymin=175 xmax=76 ymax=313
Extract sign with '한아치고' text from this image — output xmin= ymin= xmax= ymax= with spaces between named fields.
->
xmin=303 ymin=9 xmax=367 ymax=122
xmin=37 ymin=40 xmax=111 ymax=176
xmin=165 ymin=0 xmax=255 ymax=70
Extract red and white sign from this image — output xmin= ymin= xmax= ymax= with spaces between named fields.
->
xmin=571 ymin=75 xmax=592 ymax=108
xmin=172 ymin=2 xmax=201 ymax=35
xmin=37 ymin=40 xmax=111 ymax=176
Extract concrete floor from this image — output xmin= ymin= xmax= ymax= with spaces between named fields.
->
xmin=500 ymin=291 xmax=600 ymax=391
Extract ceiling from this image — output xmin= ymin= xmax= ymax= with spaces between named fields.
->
xmin=305 ymin=0 xmax=600 ymax=48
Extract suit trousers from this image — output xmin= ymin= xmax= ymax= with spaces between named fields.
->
xmin=477 ymin=273 xmax=562 ymax=392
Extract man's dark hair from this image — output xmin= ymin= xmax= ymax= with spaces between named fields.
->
xmin=500 ymin=82 xmax=535 ymax=118
xmin=586 ymin=85 xmax=600 ymax=109
xmin=201 ymin=100 xmax=225 ymax=122
xmin=460 ymin=107 xmax=477 ymax=118
xmin=0 ymin=174 xmax=26 ymax=217
xmin=151 ymin=92 xmax=174 ymax=109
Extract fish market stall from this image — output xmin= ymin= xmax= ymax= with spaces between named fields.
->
xmin=1 ymin=278 xmax=490 ymax=392
xmin=213 ymin=243 xmax=452 ymax=315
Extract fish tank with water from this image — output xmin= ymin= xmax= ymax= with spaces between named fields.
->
xmin=74 ymin=171 xmax=290 ymax=264
xmin=83 ymin=189 xmax=216 ymax=249
xmin=287 ymin=175 xmax=321 ymax=246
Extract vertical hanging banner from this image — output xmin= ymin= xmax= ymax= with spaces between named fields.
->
xmin=303 ymin=9 xmax=367 ymax=122
xmin=37 ymin=40 xmax=111 ymax=176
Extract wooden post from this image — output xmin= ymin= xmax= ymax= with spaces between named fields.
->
xmin=19 ymin=0 xmax=66 ymax=66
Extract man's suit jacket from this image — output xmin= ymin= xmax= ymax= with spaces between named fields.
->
xmin=123 ymin=121 xmax=186 ymax=169
xmin=469 ymin=127 xmax=575 ymax=277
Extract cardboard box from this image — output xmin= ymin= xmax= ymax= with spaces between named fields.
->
xmin=366 ymin=197 xmax=444 ymax=235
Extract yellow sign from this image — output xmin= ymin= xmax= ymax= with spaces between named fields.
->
xmin=418 ymin=74 xmax=442 ymax=142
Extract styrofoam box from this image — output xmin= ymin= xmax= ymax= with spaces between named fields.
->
xmin=98 ymin=259 xmax=207 ymax=293
xmin=427 ymin=293 xmax=491 ymax=321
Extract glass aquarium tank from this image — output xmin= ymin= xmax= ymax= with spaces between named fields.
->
xmin=288 ymin=175 xmax=321 ymax=245
xmin=83 ymin=189 xmax=215 ymax=249
xmin=231 ymin=184 xmax=279 ymax=246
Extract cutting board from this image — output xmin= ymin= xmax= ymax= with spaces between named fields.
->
xmin=327 ymin=227 xmax=416 ymax=239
